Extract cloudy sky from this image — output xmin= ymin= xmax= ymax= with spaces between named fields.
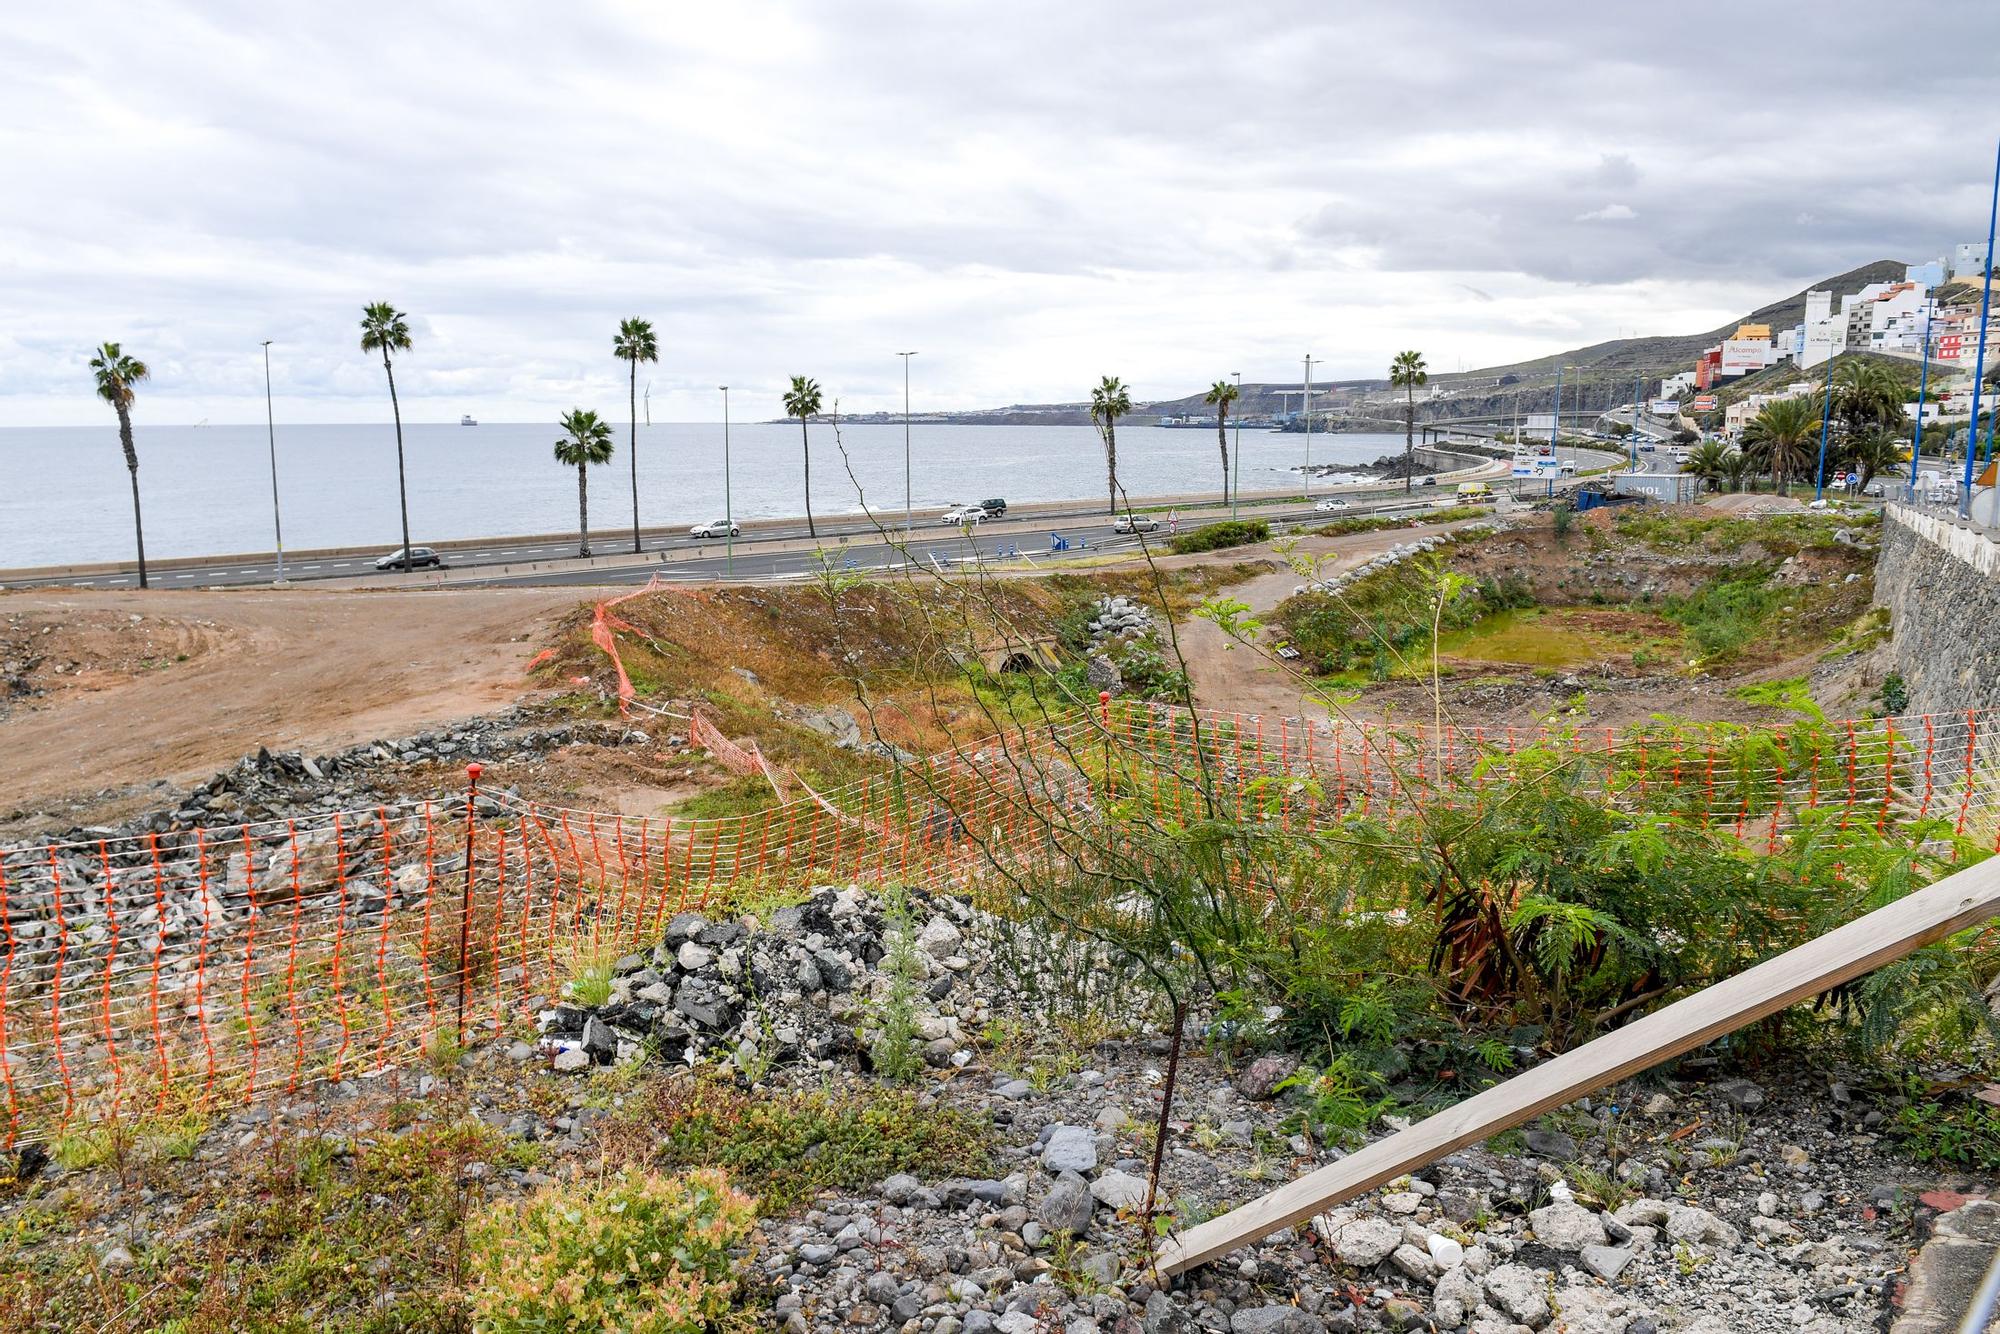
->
xmin=5 ymin=2 xmax=1997 ymax=426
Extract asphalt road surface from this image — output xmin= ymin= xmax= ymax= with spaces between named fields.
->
xmin=3 ymin=486 xmax=1501 ymax=591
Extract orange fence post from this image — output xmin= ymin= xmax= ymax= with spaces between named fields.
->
xmin=455 ymin=763 xmax=483 ymax=1045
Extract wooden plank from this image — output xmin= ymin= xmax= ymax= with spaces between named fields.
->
xmin=1155 ymin=856 xmax=2000 ymax=1275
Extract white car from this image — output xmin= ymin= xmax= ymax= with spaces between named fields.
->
xmin=689 ymin=519 xmax=740 ymax=538
xmin=1314 ymin=498 xmax=1349 ymax=512
xmin=940 ymin=504 xmax=986 ymax=525
xmin=1112 ymin=513 xmax=1161 ymax=534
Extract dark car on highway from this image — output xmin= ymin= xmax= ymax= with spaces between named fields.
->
xmin=979 ymin=498 xmax=1007 ymax=516
xmin=374 ymin=546 xmax=442 ymax=571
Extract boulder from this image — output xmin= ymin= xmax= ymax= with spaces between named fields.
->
xmin=1235 ymin=1054 xmax=1297 ymax=1101
xmin=1484 ymin=1263 xmax=1551 ymax=1327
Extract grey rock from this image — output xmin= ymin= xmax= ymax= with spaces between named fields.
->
xmin=552 ymin=1046 xmax=589 ymax=1073
xmin=1713 ymin=1077 xmax=1765 ymax=1110
xmin=1432 ymin=1266 xmax=1484 ymax=1326
xmin=1523 ymin=1128 xmax=1578 ymax=1159
xmin=1235 ymin=1054 xmax=1297 ymax=1100
xmin=992 ymin=1079 xmax=1033 ymax=1100
xmin=1484 ymin=1263 xmax=1551 ymax=1327
xmin=673 ymin=977 xmax=735 ymax=1030
xmin=864 ymin=1272 xmax=902 ymax=1305
xmin=580 ymin=1015 xmax=616 ymax=1059
xmin=881 ymin=1172 xmax=925 ymax=1205
xmin=1041 ymin=1125 xmax=1098 ymax=1174
xmin=1389 ymin=1243 xmax=1437 ymax=1282
xmin=1144 ymin=1291 xmax=1195 ymax=1334
xmin=1231 ymin=1306 xmax=1324 ymax=1334
xmin=917 ymin=915 xmax=963 ymax=957
xmin=1327 ymin=1216 xmax=1400 ymax=1267
xmin=1037 ymin=1172 xmax=1095 ymax=1236
xmin=1529 ymin=1201 xmax=1608 ymax=1251
xmin=797 ymin=1242 xmax=837 ymax=1266
xmin=1579 ymin=1244 xmax=1633 ymax=1280
xmin=1089 ymin=1169 xmax=1150 ymax=1212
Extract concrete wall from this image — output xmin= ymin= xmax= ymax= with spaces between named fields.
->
xmin=1879 ymin=505 xmax=2000 ymax=714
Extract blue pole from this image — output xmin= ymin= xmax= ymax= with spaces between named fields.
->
xmin=1910 ymin=313 xmax=1931 ymax=492
xmin=1550 ymin=364 xmax=1563 ymax=453
xmin=1960 ymin=137 xmax=2000 ymax=516
xmin=1630 ymin=375 xmax=1641 ymax=468
xmin=1813 ymin=352 xmax=1834 ymax=503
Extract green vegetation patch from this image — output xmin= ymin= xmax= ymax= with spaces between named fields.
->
xmin=620 ymin=1076 xmax=993 ymax=1214
xmin=1434 ymin=606 xmax=1684 ymax=671
xmin=1731 ymin=676 xmax=1825 ymax=721
xmin=1168 ymin=519 xmax=1270 ymax=554
xmin=1606 ymin=507 xmax=1878 ymax=558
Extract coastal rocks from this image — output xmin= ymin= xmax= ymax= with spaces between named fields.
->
xmin=1041 ymin=1125 xmax=1099 ymax=1174
xmin=1037 ymin=1173 xmax=1096 ymax=1236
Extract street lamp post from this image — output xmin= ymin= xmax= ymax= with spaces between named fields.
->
xmin=1813 ymin=352 xmax=1835 ymax=503
xmin=1911 ymin=309 xmax=1934 ymax=495
xmin=719 ymin=386 xmax=733 ymax=577
xmin=1231 ymin=371 xmax=1242 ymax=520
xmin=261 ymin=340 xmax=285 ymax=583
xmin=1302 ymin=354 xmax=1315 ymax=500
xmin=898 ymin=351 xmax=918 ymax=535
xmin=1962 ymin=137 xmax=2000 ymax=517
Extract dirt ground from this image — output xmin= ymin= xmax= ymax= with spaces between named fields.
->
xmin=1172 ymin=509 xmax=1886 ymax=733
xmin=0 ymin=587 xmax=584 ymax=825
xmin=1174 ymin=520 xmax=1478 ymax=722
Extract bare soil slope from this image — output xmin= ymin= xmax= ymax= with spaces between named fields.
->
xmin=0 ymin=587 xmax=581 ymax=824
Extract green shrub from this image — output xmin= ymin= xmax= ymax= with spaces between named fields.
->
xmin=1663 ymin=574 xmax=1781 ymax=660
xmin=1168 ymin=519 xmax=1270 ymax=555
xmin=1882 ymin=672 xmax=1909 ymax=715
xmin=468 ymin=1166 xmax=757 ymax=1334
xmin=638 ymin=1078 xmax=992 ymax=1213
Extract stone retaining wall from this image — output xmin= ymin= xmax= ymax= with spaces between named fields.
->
xmin=1879 ymin=505 xmax=2000 ymax=714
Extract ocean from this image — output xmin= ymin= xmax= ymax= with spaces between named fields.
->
xmin=0 ymin=420 xmax=1412 ymax=566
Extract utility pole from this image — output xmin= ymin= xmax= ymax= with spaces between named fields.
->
xmin=720 ymin=386 xmax=733 ymax=577
xmin=1814 ymin=351 xmax=1835 ymax=503
xmin=261 ymin=340 xmax=285 ymax=584
xmin=1911 ymin=307 xmax=1933 ymax=494
xmin=1302 ymin=354 xmax=1315 ymax=499
xmin=899 ymin=352 xmax=918 ymax=534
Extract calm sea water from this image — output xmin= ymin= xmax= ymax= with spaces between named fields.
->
xmin=0 ymin=421 xmax=1409 ymax=566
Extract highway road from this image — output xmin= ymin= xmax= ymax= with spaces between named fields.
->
xmin=0 ymin=479 xmax=1515 ymax=592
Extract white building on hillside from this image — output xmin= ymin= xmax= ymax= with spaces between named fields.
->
xmin=1797 ymin=289 xmax=1847 ymax=370
xmin=1953 ymin=241 xmax=1991 ymax=279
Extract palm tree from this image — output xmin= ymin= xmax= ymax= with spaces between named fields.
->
xmin=1721 ymin=450 xmax=1752 ymax=494
xmin=1090 ymin=376 xmax=1132 ymax=514
xmin=613 ymin=318 xmax=659 ymax=554
xmin=90 ymin=343 xmax=151 ymax=588
xmin=1684 ymin=440 xmax=1731 ymax=492
xmin=552 ymin=409 xmax=615 ymax=557
xmin=1389 ymin=351 xmax=1428 ymax=493
xmin=1204 ymin=379 xmax=1239 ymax=504
xmin=1749 ymin=396 xmax=1820 ymax=493
xmin=1834 ymin=360 xmax=1904 ymax=439
xmin=359 ymin=303 xmax=416 ymax=564
xmin=783 ymin=376 xmax=824 ymax=539
xmin=1844 ymin=428 xmax=1905 ymax=493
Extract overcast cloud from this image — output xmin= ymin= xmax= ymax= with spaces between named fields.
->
xmin=4 ymin=1 xmax=1997 ymax=425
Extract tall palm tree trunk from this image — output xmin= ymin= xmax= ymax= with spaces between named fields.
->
xmin=800 ymin=418 xmax=816 ymax=539
xmin=1403 ymin=386 xmax=1415 ymax=493
xmin=117 ymin=404 xmax=147 ymax=588
xmin=629 ymin=362 xmax=641 ymax=553
xmin=578 ymin=463 xmax=591 ymax=557
xmin=1216 ymin=407 xmax=1229 ymax=503
xmin=1105 ymin=423 xmax=1118 ymax=514
xmin=384 ymin=354 xmax=412 ymax=565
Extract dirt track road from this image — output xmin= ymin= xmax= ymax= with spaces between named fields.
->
xmin=1 ymin=587 xmax=585 ymax=829
xmin=1174 ymin=522 xmax=1476 ymax=722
